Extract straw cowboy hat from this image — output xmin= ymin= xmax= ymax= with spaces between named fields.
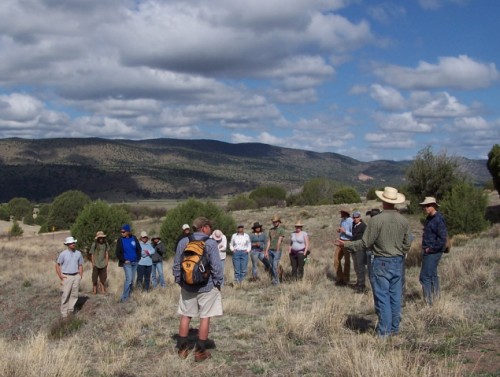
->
xmin=294 ymin=220 xmax=304 ymax=227
xmin=419 ymin=196 xmax=440 ymax=207
xmin=271 ymin=214 xmax=281 ymax=222
xmin=375 ymin=187 xmax=406 ymax=204
xmin=94 ymin=231 xmax=106 ymax=240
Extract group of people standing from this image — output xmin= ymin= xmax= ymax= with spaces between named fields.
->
xmin=221 ymin=215 xmax=310 ymax=286
xmin=54 ymin=187 xmax=447 ymax=357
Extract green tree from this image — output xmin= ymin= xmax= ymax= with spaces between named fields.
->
xmin=405 ymin=146 xmax=464 ymax=213
xmin=71 ymin=200 xmax=131 ymax=251
xmin=10 ymin=220 xmax=24 ymax=237
xmin=47 ymin=190 xmax=91 ymax=231
xmin=249 ymin=185 xmax=287 ymax=208
xmin=487 ymin=144 xmax=500 ymax=196
xmin=34 ymin=204 xmax=51 ymax=226
xmin=366 ymin=187 xmax=379 ymax=201
xmin=0 ymin=205 xmax=10 ymax=221
xmin=7 ymin=197 xmax=32 ymax=221
xmin=332 ymin=187 xmax=362 ymax=204
xmin=297 ymin=178 xmax=342 ymax=205
xmin=440 ymin=182 xmax=489 ymax=236
xmin=160 ymin=198 xmax=236 ymax=258
xmin=227 ymin=194 xmax=257 ymax=211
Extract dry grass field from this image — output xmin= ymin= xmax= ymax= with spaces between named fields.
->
xmin=0 ymin=199 xmax=498 ymax=377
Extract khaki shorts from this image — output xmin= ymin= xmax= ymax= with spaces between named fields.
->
xmin=177 ymin=287 xmax=223 ymax=318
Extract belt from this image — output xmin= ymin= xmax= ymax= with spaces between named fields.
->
xmin=63 ymin=272 xmax=78 ymax=276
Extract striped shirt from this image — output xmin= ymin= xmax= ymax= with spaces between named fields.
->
xmin=344 ymin=209 xmax=411 ymax=257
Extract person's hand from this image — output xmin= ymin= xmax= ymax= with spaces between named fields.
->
xmin=334 ymin=239 xmax=344 ymax=247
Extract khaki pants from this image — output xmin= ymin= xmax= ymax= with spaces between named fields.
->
xmin=61 ymin=274 xmax=81 ymax=318
xmin=334 ymin=244 xmax=350 ymax=283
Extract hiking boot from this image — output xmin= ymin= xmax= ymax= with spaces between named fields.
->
xmin=178 ymin=348 xmax=191 ymax=359
xmin=194 ymin=350 xmax=211 ymax=362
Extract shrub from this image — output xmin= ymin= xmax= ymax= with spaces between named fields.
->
xmin=405 ymin=146 xmax=464 ymax=214
xmin=71 ymin=200 xmax=131 ymax=251
xmin=0 ymin=205 xmax=10 ymax=221
xmin=7 ymin=197 xmax=32 ymax=221
xmin=10 ymin=220 xmax=24 ymax=237
xmin=332 ymin=187 xmax=361 ymax=204
xmin=440 ymin=182 xmax=489 ymax=236
xmin=249 ymin=185 xmax=287 ymax=208
xmin=487 ymin=144 xmax=500 ymax=196
xmin=366 ymin=187 xmax=379 ymax=201
xmin=46 ymin=190 xmax=91 ymax=231
xmin=23 ymin=215 xmax=35 ymax=225
xmin=227 ymin=194 xmax=257 ymax=211
xmin=295 ymin=178 xmax=342 ymax=205
xmin=160 ymin=198 xmax=236 ymax=258
xmin=34 ymin=204 xmax=51 ymax=226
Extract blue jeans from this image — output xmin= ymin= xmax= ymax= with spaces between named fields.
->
xmin=250 ymin=250 xmax=271 ymax=278
xmin=121 ymin=262 xmax=138 ymax=302
xmin=151 ymin=262 xmax=166 ymax=288
xmin=370 ymin=256 xmax=404 ymax=337
xmin=419 ymin=251 xmax=443 ymax=305
xmin=268 ymin=249 xmax=282 ymax=285
xmin=232 ymin=250 xmax=249 ymax=282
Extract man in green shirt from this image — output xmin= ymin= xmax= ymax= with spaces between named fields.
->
xmin=89 ymin=231 xmax=110 ymax=294
xmin=265 ymin=215 xmax=286 ymax=285
xmin=341 ymin=187 xmax=411 ymax=337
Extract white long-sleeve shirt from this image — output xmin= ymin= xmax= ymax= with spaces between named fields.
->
xmin=229 ymin=232 xmax=251 ymax=253
xmin=211 ymin=233 xmax=228 ymax=260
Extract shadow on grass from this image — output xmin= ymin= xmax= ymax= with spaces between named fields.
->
xmin=344 ymin=315 xmax=374 ymax=333
xmin=171 ymin=328 xmax=217 ymax=349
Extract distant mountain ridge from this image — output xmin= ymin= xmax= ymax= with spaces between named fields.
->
xmin=0 ymin=138 xmax=489 ymax=202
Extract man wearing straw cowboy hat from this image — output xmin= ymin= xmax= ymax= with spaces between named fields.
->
xmin=340 ymin=187 xmax=412 ymax=337
xmin=55 ymin=236 xmax=84 ymax=318
xmin=264 ymin=214 xmax=286 ymax=285
xmin=89 ymin=230 xmax=110 ymax=294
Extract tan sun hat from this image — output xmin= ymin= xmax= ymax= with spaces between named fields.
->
xmin=419 ymin=196 xmax=439 ymax=207
xmin=94 ymin=230 xmax=107 ymax=240
xmin=140 ymin=231 xmax=148 ymax=238
xmin=375 ymin=187 xmax=406 ymax=204
xmin=271 ymin=214 xmax=281 ymax=222
xmin=294 ymin=220 xmax=304 ymax=227
xmin=212 ymin=229 xmax=223 ymax=241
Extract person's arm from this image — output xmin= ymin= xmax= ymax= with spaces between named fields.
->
xmin=55 ymin=263 xmax=65 ymax=281
xmin=78 ymin=263 xmax=83 ymax=278
xmin=304 ymin=233 xmax=310 ymax=253
xmin=229 ymin=235 xmax=235 ymax=252
xmin=245 ymin=234 xmax=251 ymax=253
xmin=264 ymin=234 xmax=270 ymax=258
xmin=288 ymin=233 xmax=293 ymax=254
xmin=172 ymin=237 xmax=188 ymax=285
xmin=105 ymin=244 xmax=110 ymax=267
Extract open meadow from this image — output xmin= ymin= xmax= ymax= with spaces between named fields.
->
xmin=0 ymin=200 xmax=499 ymax=377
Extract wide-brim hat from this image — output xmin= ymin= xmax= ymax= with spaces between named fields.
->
xmin=419 ymin=196 xmax=439 ymax=207
xmin=375 ymin=187 xmax=406 ymax=204
xmin=252 ymin=222 xmax=263 ymax=229
xmin=151 ymin=235 xmax=161 ymax=240
xmin=271 ymin=214 xmax=281 ymax=222
xmin=140 ymin=231 xmax=148 ymax=238
xmin=294 ymin=220 xmax=304 ymax=227
xmin=339 ymin=207 xmax=351 ymax=216
xmin=95 ymin=231 xmax=106 ymax=240
xmin=212 ymin=229 xmax=223 ymax=241
xmin=64 ymin=236 xmax=77 ymax=245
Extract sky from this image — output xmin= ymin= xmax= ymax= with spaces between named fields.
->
xmin=0 ymin=0 xmax=499 ymax=161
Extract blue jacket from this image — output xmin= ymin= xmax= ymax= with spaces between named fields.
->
xmin=422 ymin=211 xmax=447 ymax=254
